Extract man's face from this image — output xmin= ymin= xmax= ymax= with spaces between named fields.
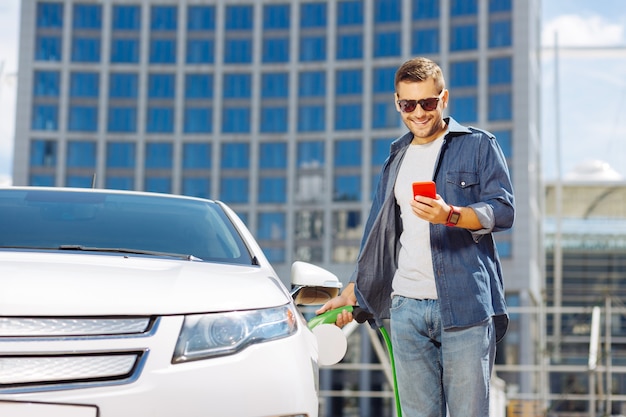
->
xmin=395 ymin=78 xmax=448 ymax=144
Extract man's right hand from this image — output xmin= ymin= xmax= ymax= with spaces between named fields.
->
xmin=315 ymin=282 xmax=357 ymax=328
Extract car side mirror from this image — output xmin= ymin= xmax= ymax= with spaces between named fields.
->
xmin=290 ymin=261 xmax=342 ymax=305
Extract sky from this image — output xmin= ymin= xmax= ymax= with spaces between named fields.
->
xmin=1 ymin=1 xmax=625 ymax=186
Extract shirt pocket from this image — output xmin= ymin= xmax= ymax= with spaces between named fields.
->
xmin=445 ymin=171 xmax=479 ymax=204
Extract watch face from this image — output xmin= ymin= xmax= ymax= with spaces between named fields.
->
xmin=450 ymin=212 xmax=460 ymax=224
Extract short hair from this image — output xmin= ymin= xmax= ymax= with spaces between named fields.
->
xmin=394 ymin=57 xmax=446 ymax=92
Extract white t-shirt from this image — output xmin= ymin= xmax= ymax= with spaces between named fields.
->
xmin=392 ymin=134 xmax=445 ymax=300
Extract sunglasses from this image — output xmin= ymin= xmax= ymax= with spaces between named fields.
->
xmin=397 ymin=91 xmax=444 ymax=113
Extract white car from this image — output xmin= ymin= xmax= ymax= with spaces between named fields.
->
xmin=0 ymin=187 xmax=343 ymax=417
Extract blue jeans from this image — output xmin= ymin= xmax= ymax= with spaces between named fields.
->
xmin=390 ymin=296 xmax=496 ymax=417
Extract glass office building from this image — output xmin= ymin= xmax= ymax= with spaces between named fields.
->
xmin=14 ymin=0 xmax=543 ymax=412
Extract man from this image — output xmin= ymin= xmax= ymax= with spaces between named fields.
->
xmin=316 ymin=57 xmax=515 ymax=417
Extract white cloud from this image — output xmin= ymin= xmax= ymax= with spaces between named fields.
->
xmin=542 ymin=14 xmax=624 ymax=47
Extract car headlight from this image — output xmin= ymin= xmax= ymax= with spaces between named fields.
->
xmin=172 ymin=304 xmax=298 ymax=363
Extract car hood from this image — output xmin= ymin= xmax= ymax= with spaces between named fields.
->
xmin=0 ymin=251 xmax=290 ymax=316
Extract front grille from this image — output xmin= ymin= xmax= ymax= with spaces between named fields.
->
xmin=0 ymin=352 xmax=142 ymax=387
xmin=0 ymin=317 xmax=153 ymax=338
xmin=0 ymin=316 xmax=156 ymax=393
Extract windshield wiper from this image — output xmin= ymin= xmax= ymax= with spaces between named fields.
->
xmin=58 ymin=245 xmax=203 ymax=261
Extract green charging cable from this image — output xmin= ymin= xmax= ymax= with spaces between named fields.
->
xmin=308 ymin=306 xmax=402 ymax=417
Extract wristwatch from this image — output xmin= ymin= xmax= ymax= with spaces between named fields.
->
xmin=445 ymin=205 xmax=461 ymax=227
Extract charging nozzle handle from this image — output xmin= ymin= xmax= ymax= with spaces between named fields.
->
xmin=307 ymin=305 xmax=354 ymax=330
xmin=352 ymin=307 xmax=374 ymax=324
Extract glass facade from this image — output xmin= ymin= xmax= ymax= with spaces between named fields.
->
xmin=24 ymin=0 xmax=516 ymax=265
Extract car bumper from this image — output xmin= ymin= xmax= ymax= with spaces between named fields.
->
xmin=0 ymin=316 xmax=319 ymax=417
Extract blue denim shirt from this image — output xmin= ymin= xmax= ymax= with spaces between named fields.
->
xmin=352 ymin=117 xmax=515 ymax=341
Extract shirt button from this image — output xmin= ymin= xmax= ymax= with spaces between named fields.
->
xmin=461 ymin=181 xmax=466 ymax=186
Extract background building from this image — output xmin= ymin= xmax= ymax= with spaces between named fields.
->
xmin=13 ymin=0 xmax=543 ymax=414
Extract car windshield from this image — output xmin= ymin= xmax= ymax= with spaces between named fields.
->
xmin=0 ymin=188 xmax=254 ymax=265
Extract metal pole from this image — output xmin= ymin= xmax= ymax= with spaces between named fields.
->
xmin=606 ymin=297 xmax=613 ymax=415
xmin=553 ymin=32 xmax=563 ymax=364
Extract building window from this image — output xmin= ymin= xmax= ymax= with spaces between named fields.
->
xmin=263 ymin=37 xmax=289 ymax=63
xmin=70 ymin=72 xmax=99 ymax=97
xmin=35 ymin=36 xmax=62 ymax=61
xmin=297 ymin=141 xmax=325 ymax=168
xmin=109 ymin=73 xmax=138 ymax=98
xmin=151 ymin=6 xmax=177 ymax=30
xmin=220 ymin=177 xmax=249 ymax=204
xmin=298 ymin=105 xmax=325 ymax=132
xmin=145 ymin=142 xmax=173 ymax=169
xmin=336 ymin=34 xmax=363 ymax=60
xmin=260 ymin=107 xmax=288 ymax=133
xmin=488 ymin=92 xmax=512 ymax=121
xmin=336 ymin=69 xmax=362 ymax=95
xmin=31 ymin=105 xmax=58 ymax=131
xmin=221 ymin=143 xmax=249 ymax=169
xmin=412 ymin=28 xmax=439 ymax=54
xmin=490 ymin=0 xmax=512 ymax=12
xmin=371 ymin=138 xmax=394 ymax=166
xmin=182 ymin=178 xmax=211 ymax=198
xmin=337 ymin=0 xmax=363 ymax=26
xmin=71 ymin=37 xmax=101 ymax=62
xmin=112 ymin=5 xmax=140 ymax=30
xmin=73 ymin=4 xmax=101 ymax=29
xmin=106 ymin=142 xmax=136 ymax=168
xmin=146 ymin=107 xmax=174 ymax=133
xmin=412 ymin=0 xmax=439 ymax=19
xmin=226 ymin=5 xmax=253 ymax=29
xmin=264 ymin=4 xmax=290 ymax=29
xmin=372 ymin=101 xmax=399 ymax=129
xmin=37 ymin=2 xmax=63 ymax=28
xmin=258 ymin=212 xmax=286 ymax=240
xmin=261 ymin=73 xmax=288 ymax=98
xmin=67 ymin=141 xmax=96 ymax=168
xmin=224 ymin=39 xmax=252 ymax=63
xmin=66 ymin=175 xmax=93 ymax=188
xmin=34 ymin=71 xmax=60 ymax=96
xmin=110 ymin=39 xmax=139 ymax=63
xmin=451 ymin=0 xmax=478 ymax=16
xmin=489 ymin=19 xmax=512 ymax=48
xmin=222 ymin=107 xmax=251 ymax=133
xmin=450 ymin=24 xmax=478 ymax=51
xmin=184 ymin=108 xmax=212 ymax=133
xmin=30 ymin=174 xmax=55 ymax=186
xmin=492 ymin=130 xmax=512 ymax=158
xmin=260 ymin=142 xmax=287 ymax=169
xmin=145 ymin=177 xmax=172 ymax=194
xmin=489 ymin=57 xmax=512 ymax=85
xmin=334 ymin=175 xmax=361 ymax=202
xmin=258 ymin=176 xmax=287 ymax=203
xmin=186 ymin=39 xmax=214 ymax=63
xmin=300 ymin=36 xmax=326 ymax=62
xmin=374 ymin=31 xmax=401 ymax=57
xmin=223 ymin=74 xmax=252 ymax=99
xmin=106 ymin=176 xmax=134 ymax=190
xmin=68 ymin=106 xmax=98 ymax=132
xmin=108 ymin=107 xmax=137 ymax=132
xmin=183 ymin=143 xmax=212 ymax=169
xmin=375 ymin=0 xmax=401 ymax=22
xmin=301 ymin=3 xmax=326 ymax=27
xmin=187 ymin=5 xmax=215 ymax=30
xmin=185 ymin=74 xmax=213 ymax=99
xmin=295 ymin=210 xmax=324 ymax=263
xmin=332 ymin=209 xmax=362 ymax=263
xmin=299 ymin=71 xmax=326 ymax=97
xmin=148 ymin=73 xmax=175 ymax=99
xmin=449 ymin=61 xmax=478 ymax=88
xmin=30 ymin=139 xmax=57 ymax=167
xmin=149 ymin=39 xmax=176 ymax=64
xmin=450 ymin=95 xmax=478 ymax=123
xmin=335 ymin=104 xmax=362 ymax=130
xmin=335 ymin=140 xmax=361 ymax=167
xmin=373 ymin=67 xmax=396 ymax=93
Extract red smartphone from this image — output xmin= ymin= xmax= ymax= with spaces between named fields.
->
xmin=412 ymin=181 xmax=436 ymax=199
